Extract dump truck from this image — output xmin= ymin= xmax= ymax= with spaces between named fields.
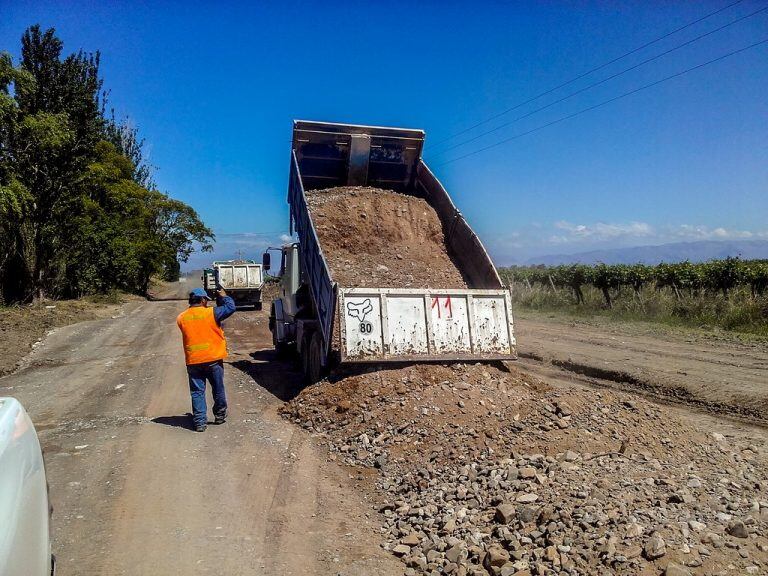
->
xmin=202 ymin=260 xmax=264 ymax=309
xmin=265 ymin=120 xmax=515 ymax=383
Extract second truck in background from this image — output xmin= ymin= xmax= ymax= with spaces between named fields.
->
xmin=202 ymin=260 xmax=264 ymax=309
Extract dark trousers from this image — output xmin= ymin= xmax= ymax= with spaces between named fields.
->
xmin=186 ymin=360 xmax=227 ymax=426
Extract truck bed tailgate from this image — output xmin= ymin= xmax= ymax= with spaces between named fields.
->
xmin=217 ymin=264 xmax=263 ymax=289
xmin=339 ymin=288 xmax=515 ymax=362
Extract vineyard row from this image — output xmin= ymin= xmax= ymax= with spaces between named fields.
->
xmin=500 ymin=258 xmax=768 ymax=308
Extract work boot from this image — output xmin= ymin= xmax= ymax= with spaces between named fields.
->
xmin=194 ymin=424 xmax=207 ymax=432
xmin=214 ymin=413 xmax=226 ymax=425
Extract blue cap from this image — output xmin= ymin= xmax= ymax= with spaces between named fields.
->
xmin=189 ymin=287 xmax=211 ymax=299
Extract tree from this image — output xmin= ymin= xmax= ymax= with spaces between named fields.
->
xmin=552 ymin=264 xmax=588 ymax=304
xmin=703 ymin=257 xmax=741 ymax=298
xmin=589 ymin=264 xmax=624 ymax=308
xmin=0 ymin=26 xmax=213 ymax=302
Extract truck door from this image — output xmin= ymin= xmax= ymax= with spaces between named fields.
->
xmin=280 ymin=245 xmax=302 ymax=319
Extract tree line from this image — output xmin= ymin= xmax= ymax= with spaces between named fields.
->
xmin=501 ymin=258 xmax=768 ymax=308
xmin=0 ymin=25 xmax=213 ymax=304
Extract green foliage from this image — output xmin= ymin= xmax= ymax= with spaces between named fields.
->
xmin=742 ymin=260 xmax=768 ymax=296
xmin=0 ymin=26 xmax=213 ymax=303
xmin=502 ymin=258 xmax=768 ymax=336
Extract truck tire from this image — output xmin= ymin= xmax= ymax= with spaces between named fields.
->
xmin=300 ymin=332 xmax=312 ymax=378
xmin=273 ymin=327 xmax=290 ymax=358
xmin=305 ymin=331 xmax=325 ymax=385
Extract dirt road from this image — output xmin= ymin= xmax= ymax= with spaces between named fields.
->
xmin=514 ymin=310 xmax=768 ymax=424
xmin=0 ymin=282 xmax=400 ymax=576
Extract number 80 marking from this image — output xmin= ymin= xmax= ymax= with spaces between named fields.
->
xmin=359 ymin=322 xmax=373 ymax=334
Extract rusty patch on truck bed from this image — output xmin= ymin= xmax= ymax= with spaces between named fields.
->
xmin=306 ymin=186 xmax=468 ymax=289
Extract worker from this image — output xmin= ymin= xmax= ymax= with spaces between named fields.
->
xmin=176 ymin=287 xmax=236 ymax=432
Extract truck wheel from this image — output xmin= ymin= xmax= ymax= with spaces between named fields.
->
xmin=306 ymin=331 xmax=325 ymax=384
xmin=272 ymin=324 xmax=291 ymax=358
xmin=300 ymin=332 xmax=312 ymax=378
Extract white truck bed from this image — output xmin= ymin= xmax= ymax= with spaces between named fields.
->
xmin=213 ymin=263 xmax=263 ymax=289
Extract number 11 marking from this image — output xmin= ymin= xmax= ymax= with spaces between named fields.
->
xmin=431 ymin=296 xmax=453 ymax=319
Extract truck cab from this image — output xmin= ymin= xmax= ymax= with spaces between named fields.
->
xmin=274 ymin=244 xmax=302 ymax=322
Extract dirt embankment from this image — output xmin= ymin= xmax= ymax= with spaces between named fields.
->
xmin=0 ymin=297 xmax=125 ymax=377
xmin=307 ymin=186 xmax=468 ymax=289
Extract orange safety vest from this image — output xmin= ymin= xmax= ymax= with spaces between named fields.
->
xmin=176 ymin=306 xmax=227 ymax=365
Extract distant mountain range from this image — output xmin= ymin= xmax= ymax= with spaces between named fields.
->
xmin=523 ymin=240 xmax=768 ymax=266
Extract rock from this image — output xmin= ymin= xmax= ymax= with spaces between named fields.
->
xmin=518 ymin=506 xmax=538 ymax=523
xmin=643 ymin=533 xmax=666 ymax=560
xmin=483 ymin=545 xmax=510 ymax=570
xmin=555 ymin=401 xmax=572 ymax=416
xmin=688 ymin=520 xmax=706 ymax=532
xmin=665 ymin=563 xmax=692 ymax=576
xmin=625 ymin=522 xmax=644 ymax=537
xmin=336 ymin=400 xmax=352 ymax=413
xmin=515 ymin=493 xmax=538 ymax=503
xmin=702 ymin=532 xmax=723 ymax=548
xmin=519 ymin=466 xmax=536 ymax=479
xmin=495 ymin=503 xmax=516 ymax=524
xmin=392 ymin=544 xmax=411 ymax=556
xmin=426 ymin=549 xmax=441 ymax=563
xmin=445 ymin=543 xmax=465 ymax=564
xmin=401 ymin=532 xmax=421 ymax=546
xmin=563 ymin=450 xmax=579 ymax=462
xmin=623 ymin=545 xmax=642 ymax=559
xmin=726 ymin=520 xmax=748 ymax=538
xmin=544 ymin=545 xmax=558 ymax=562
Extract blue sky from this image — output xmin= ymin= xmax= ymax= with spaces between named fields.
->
xmin=2 ymin=1 xmax=766 ymax=266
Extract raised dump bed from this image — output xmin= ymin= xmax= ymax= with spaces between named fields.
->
xmin=268 ymin=121 xmax=515 ymax=381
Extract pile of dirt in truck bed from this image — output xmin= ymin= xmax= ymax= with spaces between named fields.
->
xmin=282 ymin=363 xmax=768 ymax=575
xmin=306 ymin=186 xmax=468 ymax=288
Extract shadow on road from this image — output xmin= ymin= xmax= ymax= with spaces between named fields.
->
xmin=230 ymin=349 xmax=306 ymax=402
xmin=152 ymin=414 xmax=195 ymax=430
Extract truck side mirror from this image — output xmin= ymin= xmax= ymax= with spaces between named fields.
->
xmin=262 ymin=252 xmax=271 ymax=271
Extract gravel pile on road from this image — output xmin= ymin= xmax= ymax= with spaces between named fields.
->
xmin=306 ymin=186 xmax=468 ymax=289
xmin=281 ymin=363 xmax=768 ymax=575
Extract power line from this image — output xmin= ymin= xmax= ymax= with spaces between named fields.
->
xmin=426 ymin=0 xmax=748 ymax=150
xmin=434 ymin=4 xmax=768 ymax=155
xmin=435 ymin=38 xmax=768 ymax=167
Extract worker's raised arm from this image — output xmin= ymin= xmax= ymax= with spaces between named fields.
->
xmin=214 ymin=288 xmax=236 ymax=324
